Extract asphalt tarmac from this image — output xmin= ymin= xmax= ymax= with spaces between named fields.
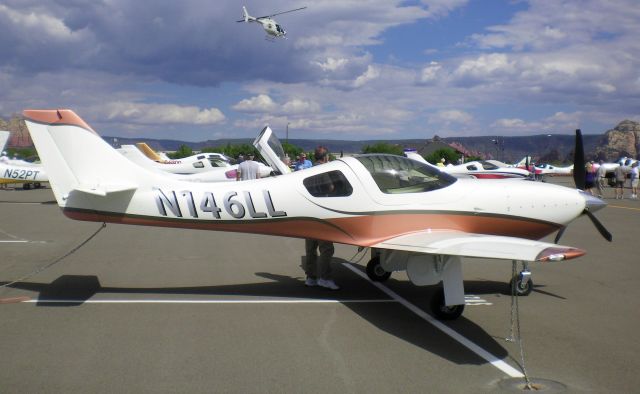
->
xmin=1 ymin=179 xmax=638 ymax=393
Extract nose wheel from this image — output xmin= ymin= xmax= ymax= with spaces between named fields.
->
xmin=509 ymin=262 xmax=533 ymax=296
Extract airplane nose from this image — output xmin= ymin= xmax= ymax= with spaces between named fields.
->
xmin=579 ymin=190 xmax=607 ymax=213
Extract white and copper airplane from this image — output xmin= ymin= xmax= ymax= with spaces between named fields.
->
xmin=24 ymin=109 xmax=611 ymax=319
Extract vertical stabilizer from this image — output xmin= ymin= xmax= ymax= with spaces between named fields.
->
xmin=0 ymin=130 xmax=10 ymax=152
xmin=23 ymin=110 xmax=159 ymax=204
xmin=135 ymin=142 xmax=163 ymax=162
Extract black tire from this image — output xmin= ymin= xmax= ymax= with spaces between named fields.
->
xmin=34 ymin=182 xmax=42 ymax=188
xmin=430 ymin=287 xmax=465 ymax=320
xmin=23 ymin=183 xmax=31 ymax=190
xmin=509 ymin=275 xmax=533 ymax=296
xmin=365 ymin=255 xmax=391 ymax=282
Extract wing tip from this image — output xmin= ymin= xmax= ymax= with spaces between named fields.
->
xmin=536 ymin=247 xmax=586 ymax=262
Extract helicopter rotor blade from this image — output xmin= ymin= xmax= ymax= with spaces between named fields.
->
xmin=267 ymin=6 xmax=307 ymax=18
xmin=573 ymin=129 xmax=586 ymax=190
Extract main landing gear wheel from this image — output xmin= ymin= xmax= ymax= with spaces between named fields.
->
xmin=509 ymin=275 xmax=533 ymax=296
xmin=365 ymin=255 xmax=391 ymax=282
xmin=430 ymin=287 xmax=465 ymax=320
xmin=22 ymin=183 xmax=31 ymax=190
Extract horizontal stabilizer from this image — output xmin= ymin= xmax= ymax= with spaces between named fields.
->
xmin=372 ymin=230 xmax=585 ymax=262
xmin=74 ymin=183 xmax=138 ymax=197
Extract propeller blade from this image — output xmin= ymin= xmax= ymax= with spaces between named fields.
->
xmin=573 ymin=129 xmax=585 ymax=190
xmin=554 ymin=227 xmax=567 ymax=244
xmin=584 ymin=209 xmax=613 ymax=242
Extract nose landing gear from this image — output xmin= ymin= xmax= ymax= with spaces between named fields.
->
xmin=509 ymin=261 xmax=533 ymax=296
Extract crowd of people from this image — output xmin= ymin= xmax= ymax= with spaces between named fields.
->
xmin=584 ymin=160 xmax=639 ymax=200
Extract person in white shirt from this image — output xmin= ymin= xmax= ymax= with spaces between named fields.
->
xmin=236 ymin=153 xmax=261 ymax=181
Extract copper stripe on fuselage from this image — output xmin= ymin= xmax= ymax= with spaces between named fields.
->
xmin=62 ymin=207 xmax=561 ymax=246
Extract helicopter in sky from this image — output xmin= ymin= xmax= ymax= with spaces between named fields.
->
xmin=236 ymin=5 xmax=306 ymax=39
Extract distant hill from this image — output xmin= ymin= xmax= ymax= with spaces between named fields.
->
xmin=2 ymin=114 xmax=638 ymax=163
xmin=102 ymin=133 xmax=604 ymax=164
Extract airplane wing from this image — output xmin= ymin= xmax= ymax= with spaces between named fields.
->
xmin=371 ymin=230 xmax=584 ymax=262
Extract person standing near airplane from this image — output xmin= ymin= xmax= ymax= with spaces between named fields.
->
xmin=302 ymin=146 xmax=339 ymax=290
xmin=630 ymin=162 xmax=639 ymax=199
xmin=614 ymin=164 xmax=626 ymax=199
xmin=294 ymin=152 xmax=312 ymax=171
xmin=596 ymin=160 xmax=607 ymax=198
xmin=585 ymin=162 xmax=596 ymax=195
xmin=236 ymin=153 xmax=261 ymax=181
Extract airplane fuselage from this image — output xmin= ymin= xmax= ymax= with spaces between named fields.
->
xmin=59 ymin=158 xmax=584 ymax=246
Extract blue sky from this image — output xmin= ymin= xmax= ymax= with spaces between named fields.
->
xmin=0 ymin=0 xmax=638 ymax=141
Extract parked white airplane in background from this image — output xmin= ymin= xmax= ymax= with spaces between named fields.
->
xmin=404 ymin=151 xmax=530 ymax=179
xmin=0 ymin=130 xmax=48 ymax=189
xmin=135 ymin=142 xmax=232 ymax=167
xmin=118 ymin=143 xmax=272 ymax=181
xmin=118 ymin=145 xmax=238 ymax=182
xmin=535 ymin=163 xmax=573 ymax=176
xmin=24 ymin=109 xmax=611 ymax=319
xmin=1 ymin=157 xmax=48 ymax=189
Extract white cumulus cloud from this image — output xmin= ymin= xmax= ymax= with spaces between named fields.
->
xmin=102 ymin=102 xmax=225 ymax=125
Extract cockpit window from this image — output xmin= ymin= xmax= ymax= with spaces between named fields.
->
xmin=466 ymin=164 xmax=478 ymax=171
xmin=355 ymin=155 xmax=456 ymax=194
xmin=208 ymin=158 xmax=229 ymax=167
xmin=479 ymin=161 xmax=498 ymax=170
xmin=304 ymin=170 xmax=353 ymax=197
xmin=193 ymin=161 xmax=205 ymax=168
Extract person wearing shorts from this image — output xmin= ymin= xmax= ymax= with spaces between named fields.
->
xmin=614 ymin=165 xmax=626 ymax=199
xmin=630 ymin=162 xmax=639 ymax=199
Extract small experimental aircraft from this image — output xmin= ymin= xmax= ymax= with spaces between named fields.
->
xmin=121 ymin=146 xmax=231 ymax=175
xmin=0 ymin=130 xmax=48 ymax=189
xmin=404 ymin=151 xmax=530 ymax=179
xmin=24 ymin=109 xmax=611 ymax=319
xmin=534 ymin=163 xmax=574 ymax=176
xmin=135 ymin=142 xmax=232 ymax=167
xmin=118 ymin=144 xmax=272 ymax=182
xmin=236 ymin=5 xmax=306 ymax=39
xmin=1 ymin=157 xmax=48 ymax=189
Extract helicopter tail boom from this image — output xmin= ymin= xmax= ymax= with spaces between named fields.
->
xmin=236 ymin=6 xmax=255 ymax=23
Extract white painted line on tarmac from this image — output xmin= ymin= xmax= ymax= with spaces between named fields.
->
xmin=0 ymin=240 xmax=29 ymax=243
xmin=342 ymin=262 xmax=524 ymax=378
xmin=21 ymin=298 xmax=397 ymax=304
xmin=465 ymin=295 xmax=493 ymax=306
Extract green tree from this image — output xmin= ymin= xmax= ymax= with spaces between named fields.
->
xmin=6 ymin=147 xmax=38 ymax=161
xmin=362 ymin=142 xmax=403 ymax=156
xmin=202 ymin=143 xmax=258 ymax=161
xmin=424 ymin=148 xmax=459 ymax=165
xmin=282 ymin=142 xmax=304 ymax=159
xmin=168 ymin=144 xmax=193 ymax=159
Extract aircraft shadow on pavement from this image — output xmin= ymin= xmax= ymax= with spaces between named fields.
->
xmin=0 ymin=260 xmax=538 ymax=367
